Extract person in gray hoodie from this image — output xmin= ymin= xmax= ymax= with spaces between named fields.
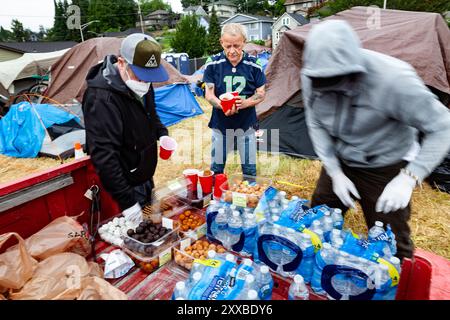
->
xmin=301 ymin=20 xmax=450 ymax=259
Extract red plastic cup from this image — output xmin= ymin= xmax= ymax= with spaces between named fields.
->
xmin=198 ymin=170 xmax=214 ymax=195
xmin=159 ymin=136 xmax=177 ymax=160
xmin=213 ymin=173 xmax=228 ymax=200
xmin=183 ymin=169 xmax=199 ymax=191
xmin=219 ymin=92 xmax=237 ymax=113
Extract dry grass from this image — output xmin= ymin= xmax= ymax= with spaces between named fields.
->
xmin=1 ymin=97 xmax=449 ymax=258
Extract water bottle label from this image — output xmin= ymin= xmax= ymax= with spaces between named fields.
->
xmin=301 ymin=228 xmax=322 ymax=253
xmin=193 ymin=259 xmax=222 ymax=268
xmin=377 ymin=258 xmax=400 ymax=286
xmin=259 ymin=284 xmax=272 ymax=300
xmin=228 ymin=227 xmax=242 ymax=235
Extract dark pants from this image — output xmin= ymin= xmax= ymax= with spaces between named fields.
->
xmin=133 ymin=179 xmax=154 ymax=207
xmin=311 ymin=161 xmax=414 ymax=260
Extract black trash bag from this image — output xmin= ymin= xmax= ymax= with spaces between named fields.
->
xmin=427 ymin=153 xmax=450 ymax=194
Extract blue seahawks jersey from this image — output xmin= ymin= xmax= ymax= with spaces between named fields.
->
xmin=203 ymin=51 xmax=266 ymax=133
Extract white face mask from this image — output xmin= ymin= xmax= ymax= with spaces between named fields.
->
xmin=125 ymin=67 xmax=151 ymax=97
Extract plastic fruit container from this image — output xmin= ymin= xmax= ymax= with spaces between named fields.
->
xmin=220 ymin=174 xmax=272 ymax=208
xmin=173 ymin=238 xmax=227 ymax=271
xmin=123 ymin=245 xmax=174 ymax=274
xmin=122 ymin=222 xmax=179 ymax=257
xmin=171 ymin=207 xmax=207 ymax=240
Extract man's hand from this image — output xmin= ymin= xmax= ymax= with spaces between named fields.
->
xmin=375 ymin=171 xmax=416 ymax=214
xmin=330 ymin=171 xmax=360 ymax=209
xmin=235 ymin=96 xmax=250 ymax=110
xmin=224 ymin=104 xmax=239 ymax=116
xmin=122 ymin=202 xmax=143 ymax=225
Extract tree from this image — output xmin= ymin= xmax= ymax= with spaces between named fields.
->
xmin=320 ymin=0 xmax=450 ymax=18
xmin=181 ymin=0 xmax=211 ymax=10
xmin=207 ymin=7 xmax=222 ymax=54
xmin=47 ymin=0 xmax=68 ymax=40
xmin=89 ymin=0 xmax=137 ymax=35
xmin=0 ymin=27 xmax=13 ymax=42
xmin=171 ymin=15 xmax=207 ymax=58
xmin=70 ymin=0 xmax=90 ymax=40
xmin=139 ymin=0 xmax=171 ymax=15
xmin=11 ymin=19 xmax=27 ymax=42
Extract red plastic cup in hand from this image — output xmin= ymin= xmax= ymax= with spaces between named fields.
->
xmin=183 ymin=169 xmax=199 ymax=191
xmin=219 ymin=92 xmax=237 ymax=113
xmin=198 ymin=170 xmax=214 ymax=195
xmin=159 ymin=136 xmax=177 ymax=160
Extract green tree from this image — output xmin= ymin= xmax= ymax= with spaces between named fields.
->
xmin=139 ymin=0 xmax=171 ymax=15
xmin=48 ymin=0 xmax=68 ymax=40
xmin=0 ymin=27 xmax=13 ymax=42
xmin=320 ymin=0 xmax=450 ymax=18
xmin=181 ymin=0 xmax=211 ymax=10
xmin=207 ymin=7 xmax=222 ymax=54
xmin=171 ymin=15 xmax=207 ymax=58
xmin=11 ymin=19 xmax=27 ymax=42
xmin=89 ymin=0 xmax=137 ymax=35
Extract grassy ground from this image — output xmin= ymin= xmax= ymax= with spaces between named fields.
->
xmin=1 ymin=97 xmax=449 ymax=259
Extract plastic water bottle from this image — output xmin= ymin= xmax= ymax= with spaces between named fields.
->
xmin=288 ymin=275 xmax=309 ymax=300
xmin=331 ymin=208 xmax=344 ymax=229
xmin=280 ymin=228 xmax=300 ymax=277
xmin=298 ymin=233 xmax=315 ymax=283
xmin=322 ymin=217 xmax=334 ymax=242
xmin=243 ymin=289 xmax=259 ymax=300
xmin=256 ymin=265 xmax=273 ymax=300
xmin=267 ymin=224 xmax=283 ymax=270
xmin=241 ymin=274 xmax=257 ymax=293
xmin=215 ymin=208 xmax=229 ymax=244
xmin=332 ymin=238 xmax=344 ymax=250
xmin=291 ymin=196 xmax=299 ymax=201
xmin=380 ymin=256 xmax=401 ymax=300
xmin=271 ymin=208 xmax=281 ymax=218
xmin=310 ymin=220 xmax=322 ymax=233
xmin=330 ymin=229 xmax=343 ymax=247
xmin=226 ymin=211 xmax=243 ymax=249
xmin=311 ymin=243 xmax=335 ymax=295
xmin=172 ymin=281 xmax=189 ymax=300
xmin=242 ymin=213 xmax=258 ymax=256
xmin=315 ymin=229 xmax=325 ymax=243
xmin=368 ymin=221 xmax=385 ymax=240
xmin=188 ymin=271 xmax=202 ymax=290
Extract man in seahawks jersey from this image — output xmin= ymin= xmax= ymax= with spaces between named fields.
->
xmin=203 ymin=23 xmax=266 ymax=177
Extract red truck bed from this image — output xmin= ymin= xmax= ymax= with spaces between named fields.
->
xmin=1 ymin=157 xmax=449 ymax=300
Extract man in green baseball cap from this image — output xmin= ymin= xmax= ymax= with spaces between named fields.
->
xmin=82 ymin=34 xmax=174 ymax=224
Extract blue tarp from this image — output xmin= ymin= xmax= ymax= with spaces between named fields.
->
xmin=0 ymin=102 xmax=79 ymax=158
xmin=154 ymin=83 xmax=203 ymax=127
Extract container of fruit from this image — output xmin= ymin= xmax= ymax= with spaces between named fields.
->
xmin=220 ymin=174 xmax=272 ymax=208
xmin=171 ymin=207 xmax=207 ymax=240
xmin=123 ymin=245 xmax=173 ymax=274
xmin=173 ymin=238 xmax=227 ymax=271
xmin=122 ymin=220 xmax=179 ymax=257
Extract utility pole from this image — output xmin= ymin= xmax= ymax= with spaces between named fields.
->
xmin=383 ymin=0 xmax=387 ymax=9
xmin=137 ymin=1 xmax=145 ymax=33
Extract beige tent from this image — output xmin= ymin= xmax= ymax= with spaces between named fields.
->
xmin=258 ymin=6 xmax=450 ymax=119
xmin=44 ymin=37 xmax=188 ymax=104
xmin=0 ymin=49 xmax=69 ymax=94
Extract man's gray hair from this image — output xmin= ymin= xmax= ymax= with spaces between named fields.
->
xmin=221 ymin=23 xmax=247 ymax=42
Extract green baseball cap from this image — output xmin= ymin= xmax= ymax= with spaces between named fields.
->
xmin=120 ymin=33 xmax=168 ymax=82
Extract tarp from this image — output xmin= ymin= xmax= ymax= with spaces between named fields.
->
xmin=0 ymin=49 xmax=69 ymax=93
xmin=0 ymin=102 xmax=80 ymax=158
xmin=154 ymin=84 xmax=203 ymax=127
xmin=257 ymin=6 xmax=450 ymax=119
xmin=243 ymin=43 xmax=272 ymax=56
xmin=44 ymin=37 xmax=188 ymax=105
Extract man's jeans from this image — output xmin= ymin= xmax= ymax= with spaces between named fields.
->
xmin=211 ymin=128 xmax=257 ymax=176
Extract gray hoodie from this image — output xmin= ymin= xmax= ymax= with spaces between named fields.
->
xmin=301 ymin=20 xmax=450 ymax=182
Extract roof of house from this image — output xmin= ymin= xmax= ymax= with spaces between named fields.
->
xmin=284 ymin=0 xmax=311 ymax=5
xmin=146 ymin=9 xmax=169 ymax=17
xmin=209 ymin=1 xmax=237 ymax=7
xmin=0 ymin=41 xmax=77 ymax=53
xmin=223 ymin=14 xmax=275 ymax=24
xmin=286 ymin=12 xmax=309 ymax=25
xmin=185 ymin=5 xmax=203 ymax=11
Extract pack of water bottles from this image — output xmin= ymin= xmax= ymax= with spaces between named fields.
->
xmin=309 ymin=221 xmax=401 ymax=300
xmin=171 ymin=253 xmax=274 ymax=300
xmin=206 ymin=200 xmax=260 ymax=257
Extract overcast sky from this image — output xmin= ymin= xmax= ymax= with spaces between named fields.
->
xmin=0 ymin=0 xmax=183 ymax=32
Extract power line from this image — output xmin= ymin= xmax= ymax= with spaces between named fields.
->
xmin=0 ymin=13 xmax=139 ymax=18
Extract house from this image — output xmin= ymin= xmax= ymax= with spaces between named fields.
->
xmin=284 ymin=0 xmax=324 ymax=16
xmin=183 ymin=5 xmax=208 ymax=17
xmin=0 ymin=41 xmax=77 ymax=62
xmin=272 ymin=12 xmax=309 ymax=49
xmin=208 ymin=1 xmax=238 ymax=19
xmin=221 ymin=14 xmax=275 ymax=41
xmin=136 ymin=10 xmax=179 ymax=30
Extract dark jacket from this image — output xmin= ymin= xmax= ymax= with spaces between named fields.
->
xmin=82 ymin=55 xmax=168 ymax=211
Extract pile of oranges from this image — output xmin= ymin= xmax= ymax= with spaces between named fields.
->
xmin=178 ymin=210 xmax=204 ymax=232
